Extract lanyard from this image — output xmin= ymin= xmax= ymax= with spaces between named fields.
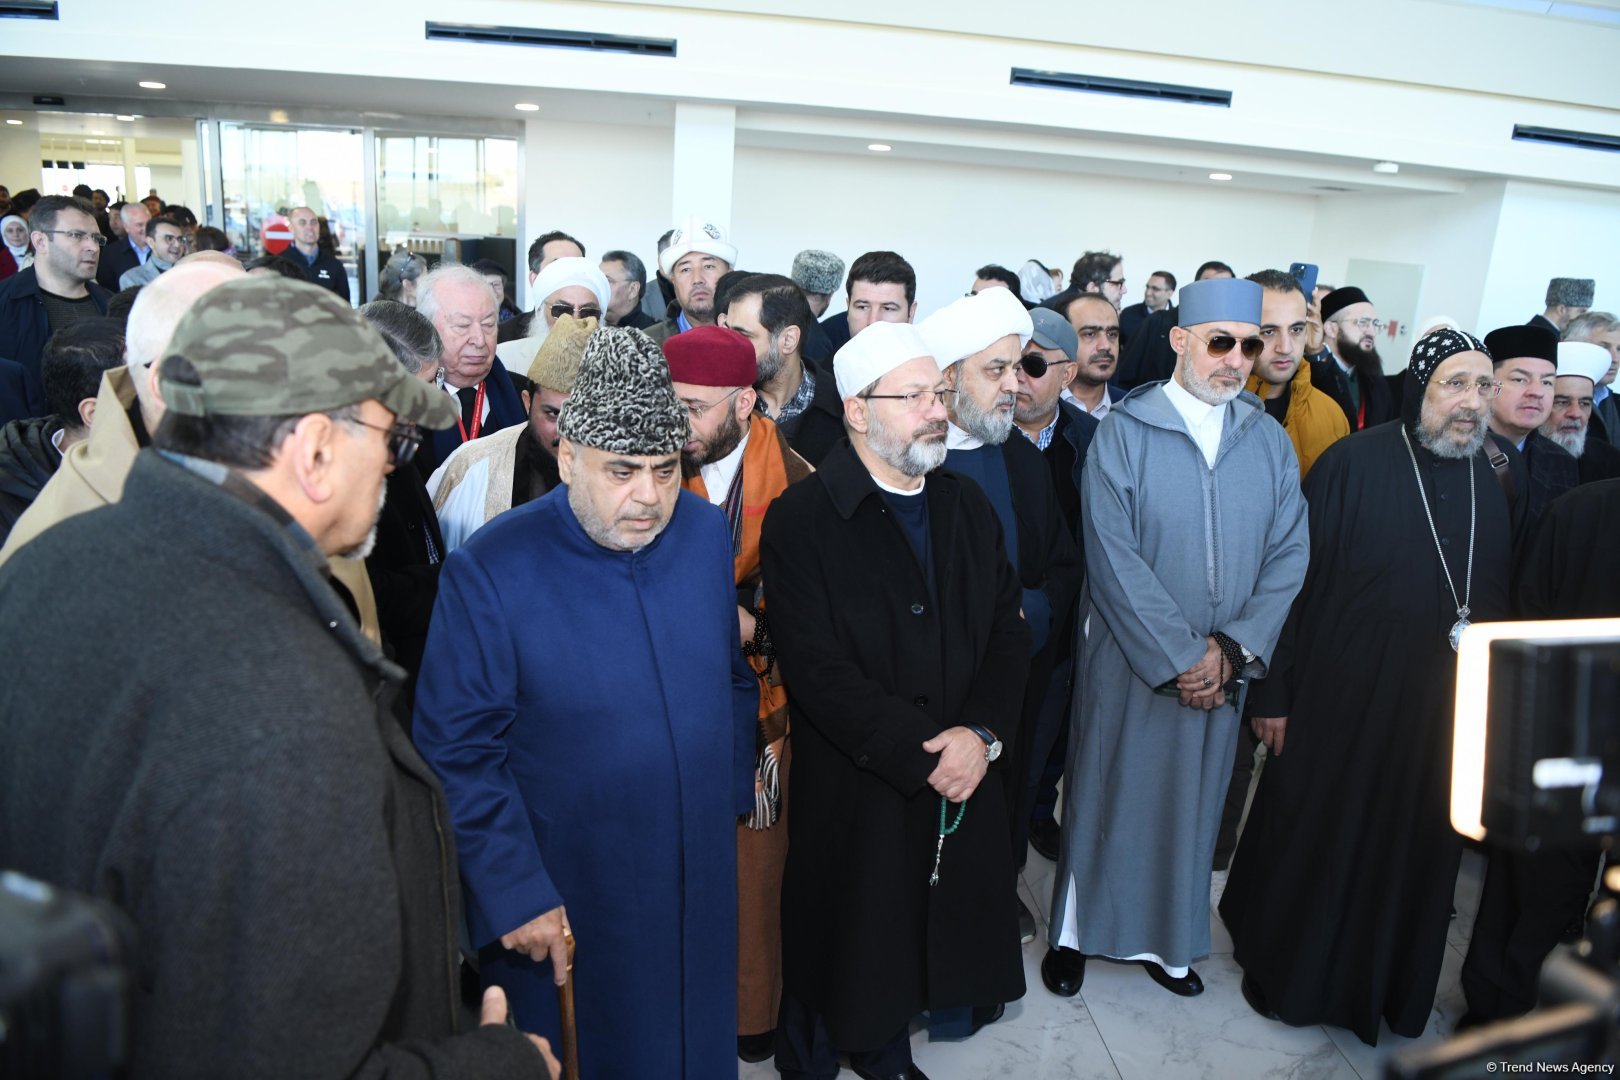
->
xmin=453 ymin=380 xmax=486 ymax=443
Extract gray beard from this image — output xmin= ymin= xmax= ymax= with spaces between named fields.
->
xmin=755 ymin=337 xmax=784 ymax=386
xmin=868 ymin=409 xmax=947 ymax=477
xmin=340 ymin=485 xmax=390 ymax=561
xmin=954 ymin=388 xmax=1016 ymax=444
xmin=1541 ymin=423 xmax=1587 ymax=459
xmin=1416 ymin=403 xmax=1489 ymax=460
xmin=1181 ymin=364 xmax=1243 ymax=407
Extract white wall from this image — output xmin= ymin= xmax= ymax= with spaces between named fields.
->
xmin=0 ymin=124 xmax=42 ymax=195
xmin=731 ymin=146 xmax=1320 ymax=320
xmin=1477 ymin=181 xmax=1620 ymax=333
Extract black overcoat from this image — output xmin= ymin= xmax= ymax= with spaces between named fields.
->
xmin=760 ymin=441 xmax=1031 ymax=1050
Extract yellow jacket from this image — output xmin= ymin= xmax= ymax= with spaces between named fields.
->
xmin=1245 ymin=358 xmax=1350 ymax=480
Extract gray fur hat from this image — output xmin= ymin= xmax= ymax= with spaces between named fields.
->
xmin=557 ymin=326 xmax=690 ymax=456
xmin=1546 ymin=277 xmax=1595 ymax=307
xmin=791 ymin=249 xmax=845 ymax=295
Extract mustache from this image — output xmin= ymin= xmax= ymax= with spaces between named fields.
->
xmin=916 ymin=422 xmax=949 ymax=438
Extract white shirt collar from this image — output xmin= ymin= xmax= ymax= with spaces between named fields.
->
xmin=1161 ymin=376 xmax=1226 ymax=467
xmin=945 ymin=421 xmax=982 ymax=450
xmin=698 ymin=424 xmax=750 ymax=506
xmin=1061 ymin=385 xmax=1112 ymax=418
xmin=873 ymin=473 xmax=925 ymax=496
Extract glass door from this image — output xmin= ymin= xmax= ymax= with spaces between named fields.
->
xmin=219 ymin=122 xmax=365 ymax=301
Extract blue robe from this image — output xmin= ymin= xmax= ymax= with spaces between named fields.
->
xmin=413 ymin=485 xmax=756 ymax=1078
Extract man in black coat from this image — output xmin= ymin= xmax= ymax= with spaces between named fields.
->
xmin=920 ymin=289 xmax=1083 ymax=946
xmin=0 ymin=276 xmax=553 ymax=1079
xmin=1539 ymin=340 xmax=1620 ymax=485
xmin=286 ymin=205 xmax=351 ymax=302
xmin=723 ymin=272 xmax=845 ymax=466
xmin=1484 ymin=324 xmax=1578 ymax=527
xmin=762 ymin=322 xmax=1031 ymax=1080
xmin=1314 ymin=286 xmax=1394 ymax=432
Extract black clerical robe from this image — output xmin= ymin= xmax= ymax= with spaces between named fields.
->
xmin=1576 ymin=436 xmax=1620 ymax=486
xmin=1221 ymin=420 xmax=1517 ymax=1046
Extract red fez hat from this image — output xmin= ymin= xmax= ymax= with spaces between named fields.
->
xmin=662 ymin=325 xmax=758 ymax=388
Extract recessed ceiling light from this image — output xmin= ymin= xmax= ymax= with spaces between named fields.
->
xmin=1208 ymin=172 xmax=1233 ymax=181
xmin=1372 ymin=160 xmax=1400 ymax=174
xmin=514 ymin=102 xmax=540 ymax=112
xmin=4 ymin=119 xmax=21 ymax=126
xmin=91 ymin=129 xmax=105 ymax=135
xmin=867 ymin=143 xmax=892 ymax=152
xmin=115 ymin=114 xmax=135 ymax=122
xmin=138 ymin=81 xmax=166 ymax=90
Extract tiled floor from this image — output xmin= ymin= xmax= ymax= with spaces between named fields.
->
xmin=740 ymin=844 xmax=1488 ymax=1079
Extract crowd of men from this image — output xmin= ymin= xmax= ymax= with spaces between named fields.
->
xmin=1 ymin=186 xmax=1618 ymax=1080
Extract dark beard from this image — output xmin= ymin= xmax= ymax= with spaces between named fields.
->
xmin=681 ymin=407 xmax=744 ymax=472
xmin=1338 ymin=338 xmax=1385 ymax=382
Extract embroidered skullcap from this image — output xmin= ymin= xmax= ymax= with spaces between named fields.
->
xmin=532 ymin=256 xmax=611 ymax=313
xmin=1408 ymin=327 xmax=1489 ymax=390
xmin=663 ymin=325 xmax=757 ymax=388
xmin=1320 ymin=286 xmax=1370 ymax=322
xmin=916 ymin=286 xmax=1033 ymax=371
xmin=1177 ymin=276 xmax=1263 ymax=328
xmin=1546 ymin=277 xmax=1595 ymax=308
xmin=527 ymin=314 xmax=595 ymax=392
xmin=1484 ymin=324 xmax=1558 ymax=367
xmin=1556 ymin=341 xmax=1610 ymax=385
xmin=658 ymin=215 xmax=737 ymax=277
xmin=834 ymin=321 xmax=934 ymax=401
xmin=791 ymin=249 xmax=844 ymax=296
xmin=557 ymin=326 xmax=689 ymax=455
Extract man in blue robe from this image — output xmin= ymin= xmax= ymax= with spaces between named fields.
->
xmin=414 ymin=325 xmax=757 ymax=1078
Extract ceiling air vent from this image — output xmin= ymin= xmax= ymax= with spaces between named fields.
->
xmin=0 ymin=1 xmax=59 ymax=19
xmin=1011 ymin=68 xmax=1230 ymax=107
xmin=1512 ymin=125 xmax=1620 ymax=154
xmin=425 ymin=22 xmax=676 ymax=58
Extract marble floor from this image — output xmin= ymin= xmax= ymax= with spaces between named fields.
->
xmin=739 ymin=845 xmax=1488 ymax=1080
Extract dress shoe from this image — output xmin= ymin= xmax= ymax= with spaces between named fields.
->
xmin=1041 ymin=946 xmax=1087 ymax=997
xmin=852 ymin=1065 xmax=932 ymax=1080
xmin=1029 ymin=818 xmax=1061 ymax=862
xmin=1453 ymin=1011 xmax=1490 ymax=1034
xmin=969 ymin=1002 xmax=1005 ymax=1036
xmin=736 ymin=1030 xmax=774 ymax=1063
xmin=1017 ymin=896 xmax=1036 ymax=944
xmin=1142 ymin=961 xmax=1204 ymax=997
xmin=1241 ymin=974 xmax=1281 ymax=1021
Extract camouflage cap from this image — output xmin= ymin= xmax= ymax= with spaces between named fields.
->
xmin=159 ymin=277 xmax=458 ymax=430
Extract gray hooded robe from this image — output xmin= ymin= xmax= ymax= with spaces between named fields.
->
xmin=1050 ymin=381 xmax=1309 ymax=969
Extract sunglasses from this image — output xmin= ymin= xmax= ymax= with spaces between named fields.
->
xmin=1019 ymin=354 xmax=1072 ymax=379
xmin=1184 ymin=329 xmax=1264 ymax=362
xmin=549 ymin=302 xmax=602 ymax=321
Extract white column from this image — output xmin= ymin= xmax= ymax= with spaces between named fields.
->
xmin=669 ymin=103 xmax=735 ymax=233
xmin=121 ymin=137 xmax=140 ymax=202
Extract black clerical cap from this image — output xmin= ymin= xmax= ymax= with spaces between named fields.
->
xmin=1482 ymin=324 xmax=1558 ymax=366
xmin=1320 ymin=287 xmax=1370 ymax=321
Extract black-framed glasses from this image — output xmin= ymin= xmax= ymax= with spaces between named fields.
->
xmin=347 ymin=417 xmax=422 ymax=466
xmin=1104 ymin=278 xmax=1126 ymax=289
xmin=1184 ymin=328 xmax=1264 ymax=361
xmin=861 ymin=388 xmax=956 ymax=410
xmin=682 ymin=386 xmax=742 ymax=420
xmin=42 ymin=228 xmax=107 ymax=247
xmin=549 ymin=302 xmax=602 ymax=321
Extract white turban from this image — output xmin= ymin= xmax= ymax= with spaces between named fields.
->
xmin=916 ymin=287 xmax=1033 ymax=371
xmin=834 ymin=321 xmax=934 ymax=401
xmin=658 ymin=214 xmax=737 ymax=277
xmin=532 ymin=256 xmax=611 ymax=312
xmin=1557 ymin=341 xmax=1611 ymax=385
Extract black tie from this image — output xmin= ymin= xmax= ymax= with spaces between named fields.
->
xmin=456 ymin=385 xmax=479 ymax=432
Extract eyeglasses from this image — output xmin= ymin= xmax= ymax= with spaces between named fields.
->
xmin=346 ymin=417 xmax=423 ymax=466
xmin=549 ymin=302 xmax=602 ymax=321
xmin=861 ymin=388 xmax=956 ymax=410
xmin=683 ymin=386 xmax=742 ymax=420
xmin=1104 ymin=278 xmax=1126 ymax=289
xmin=1344 ymin=317 xmax=1386 ymax=332
xmin=42 ymin=228 xmax=107 ymax=247
xmin=1183 ymin=328 xmax=1264 ymax=361
xmin=1019 ymin=354 xmax=1072 ymax=379
xmin=1433 ymin=376 xmax=1502 ymax=399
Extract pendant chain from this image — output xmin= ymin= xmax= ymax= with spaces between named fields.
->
xmin=1400 ymin=426 xmax=1475 ymax=626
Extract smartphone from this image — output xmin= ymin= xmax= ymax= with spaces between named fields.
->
xmin=1289 ymin=262 xmax=1319 ymax=297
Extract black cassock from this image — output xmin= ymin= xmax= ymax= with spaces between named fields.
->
xmin=1220 ymin=419 xmax=1517 ymax=1046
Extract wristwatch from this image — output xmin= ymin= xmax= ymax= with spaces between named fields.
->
xmin=965 ymin=724 xmax=1003 ymax=763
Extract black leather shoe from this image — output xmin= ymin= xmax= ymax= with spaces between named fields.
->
xmin=969 ymin=1002 xmax=1005 ymax=1036
xmin=1143 ymin=961 xmax=1204 ymax=997
xmin=1041 ymin=946 xmax=1087 ymax=996
xmin=1017 ymin=896 xmax=1036 ymax=943
xmin=1029 ymin=818 xmax=1061 ymax=862
xmin=1241 ymin=974 xmax=1281 ymax=1021
xmin=852 ymin=1066 xmax=931 ymax=1080
xmin=737 ymin=1030 xmax=774 ymax=1063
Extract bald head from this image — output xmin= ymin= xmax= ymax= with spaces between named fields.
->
xmin=177 ymin=250 xmax=242 ymax=270
xmin=125 ymin=259 xmax=245 ymax=428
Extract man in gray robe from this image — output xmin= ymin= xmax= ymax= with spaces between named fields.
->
xmin=1041 ymin=276 xmax=1310 ymax=998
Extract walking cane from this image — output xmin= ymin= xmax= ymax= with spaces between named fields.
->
xmin=558 ymin=930 xmax=580 ymax=1080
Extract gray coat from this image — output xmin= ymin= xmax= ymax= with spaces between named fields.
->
xmin=1050 ymin=382 xmax=1308 ymax=968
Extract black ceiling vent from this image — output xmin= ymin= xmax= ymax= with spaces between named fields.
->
xmin=1512 ymin=124 xmax=1620 ymax=154
xmin=1011 ymin=67 xmax=1230 ymax=107
xmin=0 ymin=1 xmax=59 ymax=19
xmin=425 ymin=22 xmax=676 ymax=58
